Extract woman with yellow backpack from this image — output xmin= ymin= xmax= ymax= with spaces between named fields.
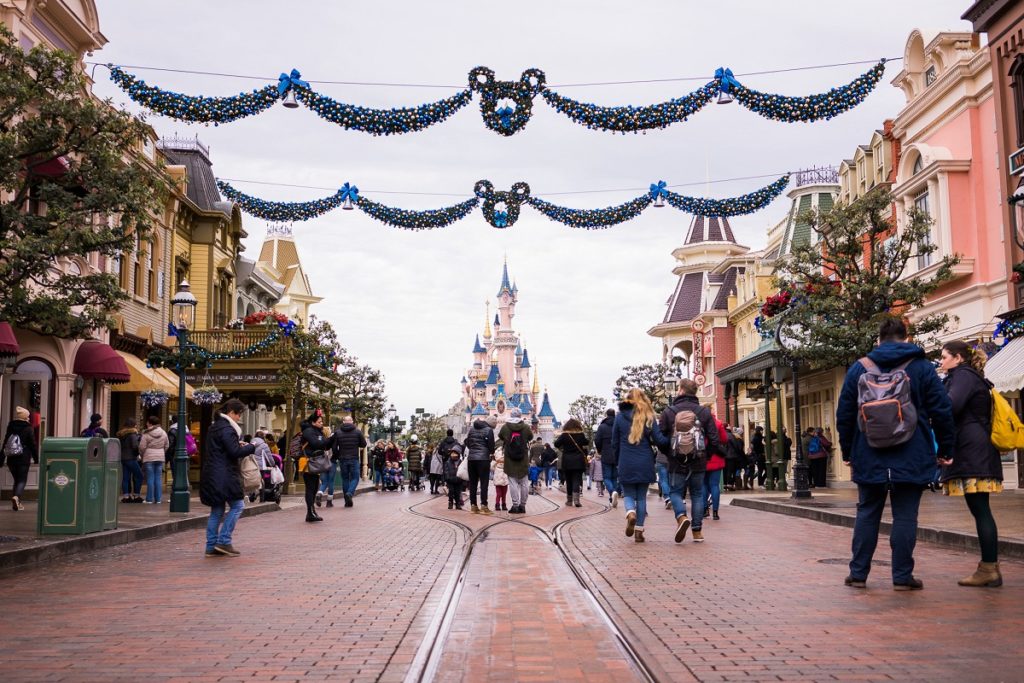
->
xmin=938 ymin=341 xmax=1004 ymax=588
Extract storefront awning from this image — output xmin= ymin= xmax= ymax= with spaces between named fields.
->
xmin=716 ymin=339 xmax=783 ymax=385
xmin=110 ymin=351 xmax=194 ymax=398
xmin=74 ymin=342 xmax=130 ymax=384
xmin=984 ymin=336 xmax=1024 ymax=393
xmin=0 ymin=322 xmax=19 ymax=357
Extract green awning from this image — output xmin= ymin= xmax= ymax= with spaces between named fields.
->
xmin=716 ymin=338 xmax=784 ymax=385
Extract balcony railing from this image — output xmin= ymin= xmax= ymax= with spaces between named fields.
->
xmin=187 ymin=328 xmax=289 ymax=361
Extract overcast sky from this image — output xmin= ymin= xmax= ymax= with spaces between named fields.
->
xmin=92 ymin=0 xmax=973 ymax=421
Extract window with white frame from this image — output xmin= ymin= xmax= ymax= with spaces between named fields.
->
xmin=914 ymin=191 xmax=932 ymax=270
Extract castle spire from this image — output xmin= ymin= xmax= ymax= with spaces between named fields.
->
xmin=497 ymin=259 xmax=513 ymax=297
xmin=483 ymin=300 xmax=492 ymax=339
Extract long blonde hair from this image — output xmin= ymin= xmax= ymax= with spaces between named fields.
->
xmin=624 ymin=388 xmax=656 ymax=444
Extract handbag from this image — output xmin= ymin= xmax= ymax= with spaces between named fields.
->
xmin=305 ymin=450 xmax=332 ymax=475
xmin=269 ymin=465 xmax=285 ymax=485
xmin=456 ymin=456 xmax=470 ymax=481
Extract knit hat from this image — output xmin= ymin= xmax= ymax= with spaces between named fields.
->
xmin=410 ymin=435 xmax=418 ymax=442
xmin=89 ymin=413 xmax=102 ymax=425
xmin=15 ymin=406 xmax=29 ymax=420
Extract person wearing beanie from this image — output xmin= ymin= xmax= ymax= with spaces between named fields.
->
xmin=3 ymin=406 xmax=37 ymax=511
xmin=81 ymin=413 xmax=109 ymax=438
xmin=498 ymin=408 xmax=533 ymax=513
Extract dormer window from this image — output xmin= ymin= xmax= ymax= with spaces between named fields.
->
xmin=924 ymin=66 xmax=937 ymax=86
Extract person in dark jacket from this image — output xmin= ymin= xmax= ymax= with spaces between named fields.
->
xmin=594 ymin=409 xmax=620 ymax=505
xmin=116 ymin=417 xmax=144 ymax=503
xmin=724 ymin=426 xmax=745 ymax=491
xmin=370 ymin=441 xmax=387 ymax=490
xmin=836 ymin=318 xmax=955 ymax=590
xmin=432 ymin=431 xmax=459 ymax=494
xmin=554 ymin=419 xmax=590 ymax=507
xmin=938 ymin=340 xmax=1004 ymax=588
xmin=611 ymin=389 xmax=671 ymax=543
xmin=301 ymin=411 xmax=335 ymax=522
xmin=442 ymin=442 xmax=465 ymax=510
xmin=80 ymin=412 xmax=108 ymax=438
xmin=463 ymin=418 xmax=496 ymax=514
xmin=406 ymin=435 xmax=424 ymax=492
xmin=200 ymin=398 xmax=256 ymax=556
xmin=2 ymin=406 xmax=37 ymax=511
xmin=498 ymin=409 xmax=533 ymax=514
xmin=658 ymin=379 xmax=721 ymax=544
xmin=331 ymin=416 xmax=367 ymax=507
xmin=540 ymin=443 xmax=558 ymax=488
xmin=751 ymin=426 xmax=766 ymax=487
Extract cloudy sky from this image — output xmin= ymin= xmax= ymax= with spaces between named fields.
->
xmin=93 ymin=0 xmax=972 ymax=420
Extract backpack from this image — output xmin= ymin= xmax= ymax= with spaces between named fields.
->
xmin=3 ymin=433 xmax=23 ymax=457
xmin=239 ymin=453 xmax=262 ymax=493
xmin=989 ymin=389 xmax=1024 ymax=452
xmin=505 ymin=430 xmax=527 ymax=461
xmin=671 ymin=407 xmax=706 ymax=458
xmin=856 ymin=357 xmax=918 ymax=449
xmin=807 ymin=435 xmax=821 ymax=455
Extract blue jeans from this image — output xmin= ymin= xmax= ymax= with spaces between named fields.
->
xmin=373 ymin=466 xmax=384 ymax=486
xmin=319 ymin=460 xmax=338 ymax=496
xmin=121 ymin=459 xmax=143 ymax=496
xmin=545 ymin=466 xmax=557 ymax=485
xmin=144 ymin=461 xmax=163 ymax=503
xmin=339 ymin=459 xmax=359 ymax=497
xmin=657 ymin=463 xmax=670 ymax=499
xmin=206 ymin=499 xmax=245 ymax=551
xmin=603 ymin=463 xmax=621 ymax=496
xmin=667 ymin=470 xmax=705 ymax=529
xmin=704 ymin=469 xmax=722 ymax=513
xmin=850 ymin=483 xmax=924 ymax=585
xmin=621 ymin=483 xmax=649 ymax=528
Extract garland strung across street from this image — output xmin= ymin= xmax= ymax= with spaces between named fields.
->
xmin=107 ymin=60 xmax=885 ymax=134
xmin=215 ymin=174 xmax=790 ymax=229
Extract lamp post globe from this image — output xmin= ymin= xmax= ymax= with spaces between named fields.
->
xmin=774 ymin=312 xmax=812 ymax=500
xmin=170 ymin=280 xmax=198 ymax=513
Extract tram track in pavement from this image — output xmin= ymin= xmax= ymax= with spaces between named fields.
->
xmin=400 ymin=490 xmax=663 ymax=683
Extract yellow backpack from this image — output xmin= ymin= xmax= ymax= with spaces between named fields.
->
xmin=989 ymin=389 xmax=1024 ymax=452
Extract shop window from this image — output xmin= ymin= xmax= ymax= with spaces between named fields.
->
xmin=1012 ymin=56 xmax=1024 ymax=147
xmin=7 ymin=358 xmax=54 ymax=438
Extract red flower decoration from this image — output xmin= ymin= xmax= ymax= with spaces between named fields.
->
xmin=243 ymin=310 xmax=289 ymax=326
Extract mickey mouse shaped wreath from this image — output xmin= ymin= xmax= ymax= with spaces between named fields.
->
xmin=475 ymin=180 xmax=531 ymax=228
xmin=469 ymin=67 xmax=546 ymax=136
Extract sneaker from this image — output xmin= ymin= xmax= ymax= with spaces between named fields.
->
xmin=143 ymin=500 xmax=153 ymax=504
xmin=712 ymin=511 xmax=720 ymax=521
xmin=691 ymin=529 xmax=704 ymax=543
xmin=634 ymin=528 xmax=645 ymax=543
xmin=344 ymin=494 xmax=353 ymax=507
xmin=326 ymin=499 xmax=334 ymax=508
xmin=480 ymin=505 xmax=493 ymax=515
xmin=213 ymin=544 xmax=240 ymax=557
xmin=471 ymin=505 xmax=480 ymax=514
xmin=664 ymin=498 xmax=672 ymax=510
xmin=610 ymin=492 xmax=618 ymax=508
xmin=315 ymin=491 xmax=323 ymax=507
xmin=625 ymin=510 xmax=637 ymax=537
xmin=674 ymin=515 xmax=691 ymax=543
xmin=893 ymin=577 xmax=924 ymax=591
xmin=204 ymin=549 xmax=220 ymax=558
xmin=844 ymin=575 xmax=867 ymax=588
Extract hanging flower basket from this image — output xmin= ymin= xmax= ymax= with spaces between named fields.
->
xmin=192 ymin=387 xmax=224 ymax=406
xmin=140 ymin=390 xmax=170 ymax=408
xmin=243 ymin=310 xmax=289 ymax=326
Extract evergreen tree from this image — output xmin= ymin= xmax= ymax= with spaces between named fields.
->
xmin=613 ymin=362 xmax=671 ymax=413
xmin=0 ymin=26 xmax=164 ymax=337
xmin=567 ymin=394 xmax=609 ymax=443
xmin=767 ymin=188 xmax=959 ymax=368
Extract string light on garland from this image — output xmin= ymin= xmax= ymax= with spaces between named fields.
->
xmin=217 ymin=180 xmax=346 ymax=221
xmin=108 ymin=65 xmax=280 ymax=125
xmin=665 ymin=174 xmax=790 ymax=217
xmin=355 ymin=196 xmax=479 ymax=230
xmin=107 ymin=60 xmax=886 ymax=133
xmin=728 ymin=60 xmax=886 ymax=123
xmin=993 ymin=319 xmax=1024 ymax=346
xmin=527 ymin=195 xmax=652 ymax=229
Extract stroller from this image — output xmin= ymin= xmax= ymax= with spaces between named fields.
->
xmin=256 ymin=449 xmax=284 ymax=504
xmin=383 ymin=462 xmax=405 ymax=491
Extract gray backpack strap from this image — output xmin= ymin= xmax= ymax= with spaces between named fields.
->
xmin=858 ymin=357 xmax=880 ymax=373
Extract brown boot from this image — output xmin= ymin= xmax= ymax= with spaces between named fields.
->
xmin=634 ymin=528 xmax=645 ymax=543
xmin=674 ymin=515 xmax=690 ymax=543
xmin=958 ymin=562 xmax=1002 ymax=587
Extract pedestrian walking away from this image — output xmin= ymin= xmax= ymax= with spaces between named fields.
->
xmin=2 ymin=406 xmax=37 ymax=511
xmin=554 ymin=419 xmax=590 ymax=507
xmin=751 ymin=425 xmax=767 ymax=487
xmin=116 ymin=417 xmax=144 ymax=504
xmin=836 ymin=318 xmax=955 ymax=591
xmin=331 ymin=416 xmax=367 ymax=507
xmin=528 ymin=437 xmax=545 ymax=494
xmin=660 ymin=379 xmax=721 ymax=544
xmin=464 ymin=415 xmax=496 ymax=513
xmin=443 ymin=443 xmax=465 ymax=510
xmin=139 ymin=415 xmax=169 ymax=504
xmin=300 ymin=410 xmax=336 ymax=523
xmin=588 ymin=450 xmax=604 ymax=497
xmin=938 ymin=340 xmax=1004 ymax=588
xmin=611 ymin=388 xmax=671 ymax=543
xmin=200 ymin=398 xmax=256 ymax=557
xmin=432 ymin=430 xmax=459 ymax=494
xmin=724 ymin=425 xmax=746 ymax=491
xmin=703 ymin=418 xmax=728 ymax=520
xmin=80 ymin=412 xmax=109 ymax=438
xmin=541 ymin=442 xmax=558 ymax=488
xmin=498 ymin=408 xmax=533 ymax=513
xmin=406 ymin=435 xmax=424 ymax=491
xmin=594 ymin=408 xmax=620 ymax=506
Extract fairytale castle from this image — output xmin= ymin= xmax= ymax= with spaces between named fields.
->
xmin=451 ymin=262 xmax=558 ymax=443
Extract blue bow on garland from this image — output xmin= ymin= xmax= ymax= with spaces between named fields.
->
xmin=278 ymin=68 xmax=309 ymax=96
xmin=278 ymin=319 xmax=297 ymax=337
xmin=496 ymin=106 xmax=515 ymax=130
xmin=715 ymin=67 xmax=741 ymax=94
xmin=493 ymin=210 xmax=509 ymax=227
xmin=649 ymin=181 xmax=668 ymax=200
xmin=340 ymin=182 xmax=359 ymax=202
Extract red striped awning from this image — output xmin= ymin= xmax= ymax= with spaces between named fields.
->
xmin=0 ymin=322 xmax=18 ymax=357
xmin=73 ymin=342 xmax=130 ymax=384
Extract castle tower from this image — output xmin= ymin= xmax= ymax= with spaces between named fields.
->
xmin=494 ymin=262 xmax=520 ymax=388
xmin=538 ymin=388 xmax=557 ymax=444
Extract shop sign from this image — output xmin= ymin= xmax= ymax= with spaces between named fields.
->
xmin=185 ymin=370 xmax=280 ymax=384
xmin=1010 ymin=145 xmax=1024 ymax=176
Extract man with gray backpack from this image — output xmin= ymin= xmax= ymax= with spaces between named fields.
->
xmin=836 ymin=318 xmax=954 ymax=591
xmin=659 ymin=378 xmax=721 ymax=544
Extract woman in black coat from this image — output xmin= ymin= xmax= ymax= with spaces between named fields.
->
xmin=200 ymin=398 xmax=255 ymax=557
xmin=938 ymin=341 xmax=1003 ymax=587
xmin=2 ymin=406 xmax=38 ymax=511
xmin=301 ymin=410 xmax=335 ymax=522
xmin=554 ymin=418 xmax=590 ymax=508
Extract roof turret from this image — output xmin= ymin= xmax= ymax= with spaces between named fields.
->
xmin=473 ymin=334 xmax=485 ymax=354
xmin=539 ymin=391 xmax=556 ymax=419
xmin=471 ymin=403 xmax=488 ymax=416
xmin=497 ymin=259 xmax=513 ymax=297
xmin=520 ymin=348 xmax=531 ymax=369
xmin=486 ymin=362 xmax=500 ymax=386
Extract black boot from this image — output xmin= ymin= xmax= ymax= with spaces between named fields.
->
xmin=306 ymin=510 xmax=321 ymax=522
xmin=344 ymin=493 xmax=353 ymax=507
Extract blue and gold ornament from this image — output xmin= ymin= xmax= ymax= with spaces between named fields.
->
xmin=476 ymin=181 xmax=531 ymax=228
xmin=468 ymin=67 xmax=546 ymax=136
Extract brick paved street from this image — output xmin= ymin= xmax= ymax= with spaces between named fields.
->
xmin=0 ymin=485 xmax=1020 ymax=682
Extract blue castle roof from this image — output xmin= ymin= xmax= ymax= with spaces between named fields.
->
xmin=520 ymin=397 xmax=533 ymax=414
xmin=515 ymin=341 xmax=523 ymax=357
xmin=497 ymin=261 xmax=513 ymax=297
xmin=539 ymin=391 xmax=556 ymax=419
xmin=474 ymin=380 xmax=486 ymax=389
xmin=486 ymin=363 xmax=500 ymax=385
xmin=473 ymin=335 xmax=485 ymax=354
xmin=520 ymin=349 xmax=531 ymax=368
xmin=494 ymin=312 xmax=500 ymax=327
xmin=471 ymin=403 xmax=488 ymax=416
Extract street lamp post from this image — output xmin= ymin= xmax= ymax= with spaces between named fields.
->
xmin=774 ymin=312 xmax=812 ymax=500
xmin=170 ymin=280 xmax=197 ymax=513
xmin=662 ymin=358 xmax=681 ymax=405
xmin=386 ymin=404 xmax=397 ymax=442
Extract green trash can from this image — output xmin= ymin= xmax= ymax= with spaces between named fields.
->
xmin=102 ymin=438 xmax=121 ymax=530
xmin=37 ymin=437 xmax=105 ymax=535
